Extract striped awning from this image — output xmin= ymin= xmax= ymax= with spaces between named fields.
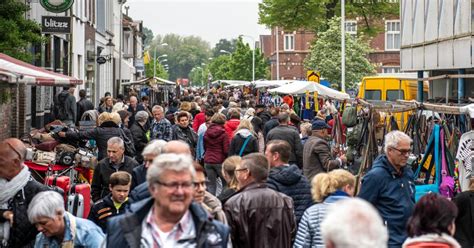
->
xmin=0 ymin=53 xmax=82 ymax=86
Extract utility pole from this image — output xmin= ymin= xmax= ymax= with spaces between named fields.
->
xmin=341 ymin=0 xmax=346 ymax=92
xmin=276 ymin=27 xmax=280 ymax=80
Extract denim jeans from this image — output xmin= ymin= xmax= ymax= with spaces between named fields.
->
xmin=204 ymin=163 xmax=226 ymax=196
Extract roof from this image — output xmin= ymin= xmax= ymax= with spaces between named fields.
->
xmin=0 ymin=53 xmax=82 ymax=86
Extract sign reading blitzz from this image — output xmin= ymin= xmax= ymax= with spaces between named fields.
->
xmin=41 ymin=16 xmax=71 ymax=34
xmin=40 ymin=0 xmax=74 ymax=13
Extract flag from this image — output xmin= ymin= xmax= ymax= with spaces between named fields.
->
xmin=143 ymin=51 xmax=151 ymax=64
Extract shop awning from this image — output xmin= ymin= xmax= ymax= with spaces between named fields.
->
xmin=0 ymin=53 xmax=82 ymax=86
xmin=268 ymin=80 xmax=351 ymax=100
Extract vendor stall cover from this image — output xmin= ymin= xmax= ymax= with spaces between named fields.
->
xmin=268 ymin=80 xmax=350 ymax=100
xmin=0 ymin=53 xmax=82 ymax=86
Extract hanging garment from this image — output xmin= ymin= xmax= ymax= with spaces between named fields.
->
xmin=455 ymin=130 xmax=474 ymax=191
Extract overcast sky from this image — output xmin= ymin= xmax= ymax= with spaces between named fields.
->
xmin=126 ymin=0 xmax=270 ymax=47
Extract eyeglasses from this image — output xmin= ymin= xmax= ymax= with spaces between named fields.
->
xmin=155 ymin=181 xmax=194 ymax=190
xmin=390 ymin=147 xmax=411 ymax=155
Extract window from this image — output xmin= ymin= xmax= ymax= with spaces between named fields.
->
xmin=382 ymin=66 xmax=401 ymax=73
xmin=345 ymin=21 xmax=357 ymax=36
xmin=386 ymin=90 xmax=404 ymax=101
xmin=365 ymin=90 xmax=381 ymax=100
xmin=284 ymin=34 xmax=295 ymax=51
xmin=385 ymin=20 xmax=401 ymax=51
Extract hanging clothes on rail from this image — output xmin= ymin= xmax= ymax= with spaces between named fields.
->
xmin=455 ymin=130 xmax=474 ymax=191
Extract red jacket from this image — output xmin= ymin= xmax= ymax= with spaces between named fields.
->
xmin=192 ymin=112 xmax=206 ymax=132
xmin=204 ymin=123 xmax=229 ymax=164
xmin=224 ymin=119 xmax=240 ymax=141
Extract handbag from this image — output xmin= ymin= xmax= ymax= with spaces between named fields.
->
xmin=439 ymin=128 xmax=455 ymax=199
xmin=414 ymin=124 xmax=441 ymax=201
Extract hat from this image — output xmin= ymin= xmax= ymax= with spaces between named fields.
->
xmin=312 ymin=119 xmax=330 ymax=130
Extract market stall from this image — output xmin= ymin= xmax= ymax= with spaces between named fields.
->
xmin=123 ymin=76 xmax=176 ymax=105
xmin=268 ymin=80 xmax=350 ymax=100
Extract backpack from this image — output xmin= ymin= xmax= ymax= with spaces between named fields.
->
xmin=56 ymin=91 xmax=69 ymax=120
xmin=342 ymin=106 xmax=357 ymax=127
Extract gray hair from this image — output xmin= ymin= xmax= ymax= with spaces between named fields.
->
xmin=28 ymin=191 xmax=65 ymax=223
xmin=322 ymin=198 xmax=388 ymax=248
xmin=135 ymin=110 xmax=149 ymax=123
xmin=108 ymin=136 xmax=124 ymax=149
xmin=383 ymin=130 xmax=412 ymax=154
xmin=146 ymin=153 xmax=196 ymax=184
xmin=142 ymin=139 xmax=167 ymax=156
xmin=300 ymin=122 xmax=312 ymax=136
xmin=152 ymin=105 xmax=164 ymax=112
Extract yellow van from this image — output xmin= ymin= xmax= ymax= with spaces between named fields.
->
xmin=357 ymin=75 xmax=429 ymax=129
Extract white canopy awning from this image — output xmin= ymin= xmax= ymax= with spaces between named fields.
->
xmin=0 ymin=53 xmax=82 ymax=86
xmin=123 ymin=76 xmax=175 ymax=86
xmin=210 ymin=80 xmax=251 ymax=87
xmin=253 ymin=80 xmax=294 ymax=88
xmin=268 ymin=80 xmax=350 ymax=100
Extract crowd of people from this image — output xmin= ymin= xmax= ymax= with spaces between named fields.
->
xmin=0 ymin=85 xmax=473 ymax=248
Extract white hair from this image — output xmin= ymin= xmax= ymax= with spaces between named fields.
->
xmin=146 ymin=153 xmax=195 ymax=184
xmin=152 ymin=105 xmax=164 ymax=112
xmin=383 ymin=130 xmax=412 ymax=154
xmin=28 ymin=191 xmax=65 ymax=223
xmin=135 ymin=110 xmax=149 ymax=123
xmin=108 ymin=136 xmax=124 ymax=149
xmin=142 ymin=139 xmax=167 ymax=156
xmin=321 ymin=198 xmax=388 ymax=248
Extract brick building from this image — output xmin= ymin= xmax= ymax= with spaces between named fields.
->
xmin=259 ymin=19 xmax=402 ymax=80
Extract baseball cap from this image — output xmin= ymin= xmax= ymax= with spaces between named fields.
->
xmin=312 ymin=119 xmax=331 ymax=130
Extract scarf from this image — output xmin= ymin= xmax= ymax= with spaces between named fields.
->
xmin=0 ymin=165 xmax=31 ymax=245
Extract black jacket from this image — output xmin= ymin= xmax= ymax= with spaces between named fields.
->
xmin=228 ymin=132 xmax=259 ymax=157
xmin=266 ymin=125 xmax=304 ymax=167
xmin=453 ymin=190 xmax=474 ymax=248
xmin=131 ymin=164 xmax=146 ymax=190
xmin=267 ymin=164 xmax=313 ymax=224
xmin=66 ymin=122 xmax=134 ymax=160
xmin=172 ymin=125 xmax=197 ymax=155
xmin=0 ymin=177 xmax=49 ymax=248
xmin=88 ymin=194 xmax=130 ymax=233
xmin=106 ymin=198 xmax=230 ymax=248
xmin=263 ymin=117 xmax=280 ymax=139
xmin=91 ymin=156 xmax=139 ymax=202
xmin=76 ymin=98 xmax=94 ymax=123
xmin=129 ymin=123 xmax=148 ymax=163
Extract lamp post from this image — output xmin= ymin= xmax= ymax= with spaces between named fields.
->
xmin=240 ymin=35 xmax=255 ymax=82
xmin=154 ymin=43 xmax=168 ymax=78
xmin=341 ymin=0 xmax=346 ymax=92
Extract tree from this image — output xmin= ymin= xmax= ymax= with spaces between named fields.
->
xmin=0 ymin=0 xmax=44 ymax=61
xmin=229 ymin=37 xmax=269 ymax=81
xmin=211 ymin=38 xmax=236 ymax=58
xmin=304 ymin=17 xmax=375 ymax=90
xmin=142 ymin=27 xmax=154 ymax=48
xmin=258 ymin=0 xmax=398 ymax=34
xmin=145 ymin=58 xmax=168 ymax=79
xmin=208 ymin=55 xmax=232 ymax=80
xmin=150 ymin=34 xmax=211 ymax=82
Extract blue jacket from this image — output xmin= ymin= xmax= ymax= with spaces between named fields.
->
xmin=106 ymin=198 xmax=230 ymax=248
xmin=358 ymin=155 xmax=416 ymax=248
xmin=34 ymin=212 xmax=105 ymax=248
xmin=294 ymin=193 xmax=349 ymax=248
xmin=267 ymin=164 xmax=313 ymax=224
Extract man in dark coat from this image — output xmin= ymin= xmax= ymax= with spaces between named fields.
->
xmin=266 ymin=112 xmax=304 ymax=167
xmin=263 ymin=107 xmax=280 ymax=139
xmin=358 ymin=130 xmax=415 ymax=247
xmin=91 ymin=137 xmax=139 ymax=202
xmin=172 ymin=111 xmax=197 ymax=157
xmin=54 ymin=86 xmax=77 ymax=126
xmin=129 ymin=111 xmax=149 ymax=164
xmin=76 ymin=89 xmax=94 ymax=125
xmin=265 ymin=140 xmax=312 ymax=224
xmin=224 ymin=153 xmax=295 ymax=248
xmin=127 ymin=95 xmax=145 ymax=127
xmin=106 ymin=154 xmax=230 ymax=247
xmin=303 ymin=120 xmax=346 ymax=182
xmin=0 ymin=138 xmax=48 ymax=247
